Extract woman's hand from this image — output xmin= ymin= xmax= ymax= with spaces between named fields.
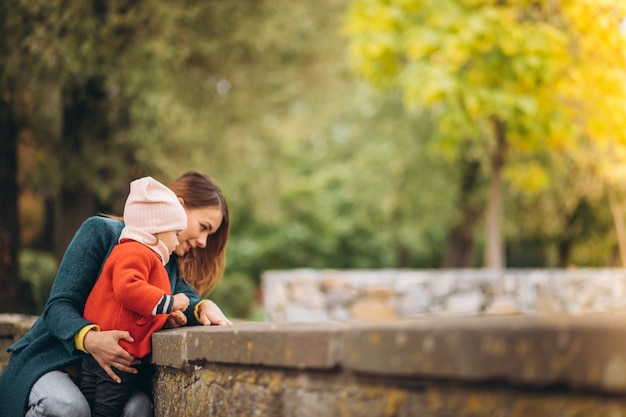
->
xmin=83 ymin=329 xmax=140 ymax=383
xmin=198 ymin=300 xmax=233 ymax=326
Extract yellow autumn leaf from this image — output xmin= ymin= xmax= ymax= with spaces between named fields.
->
xmin=505 ymin=160 xmax=550 ymax=195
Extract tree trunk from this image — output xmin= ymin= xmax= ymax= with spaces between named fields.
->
xmin=484 ymin=117 xmax=507 ymax=269
xmin=0 ymin=80 xmax=21 ymax=312
xmin=555 ymin=200 xmax=587 ymax=268
xmin=442 ymin=158 xmax=483 ymax=267
xmin=54 ymin=77 xmax=109 ymax=259
xmin=607 ymin=187 xmax=626 ymax=267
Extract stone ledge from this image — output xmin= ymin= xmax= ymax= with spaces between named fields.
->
xmin=152 ymin=314 xmax=626 ymax=393
xmin=0 ymin=314 xmax=38 ymax=373
xmin=342 ymin=314 xmax=626 ymax=392
xmin=152 ymin=322 xmax=346 ymax=370
xmin=0 ymin=314 xmax=37 ymax=338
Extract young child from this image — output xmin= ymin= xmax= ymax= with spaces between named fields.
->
xmin=80 ymin=176 xmax=190 ymax=417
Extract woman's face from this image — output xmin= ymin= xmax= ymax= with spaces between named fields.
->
xmin=175 ymin=206 xmax=224 ymax=257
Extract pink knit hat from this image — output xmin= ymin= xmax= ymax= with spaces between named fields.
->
xmin=123 ymin=176 xmax=187 ymax=235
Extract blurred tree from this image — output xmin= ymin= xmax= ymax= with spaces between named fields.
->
xmin=3 ymin=1 xmax=142 ymax=257
xmin=208 ymin=272 xmax=256 ymax=319
xmin=18 ymin=250 xmax=58 ymax=315
xmin=504 ymin=150 xmax=614 ymax=267
xmin=8 ymin=0 xmax=625 ymax=319
xmin=0 ymin=1 xmax=22 ymax=312
xmin=0 ymin=90 xmax=20 ymax=312
xmin=442 ymin=156 xmax=486 ymax=267
xmin=225 ymin=88 xmax=455 ymax=274
xmin=6 ymin=1 xmax=224 ymax=257
xmin=344 ymin=0 xmax=626 ymax=268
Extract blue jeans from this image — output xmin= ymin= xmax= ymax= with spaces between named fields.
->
xmin=26 ymin=370 xmax=152 ymax=417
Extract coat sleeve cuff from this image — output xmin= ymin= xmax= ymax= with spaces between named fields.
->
xmin=194 ymin=299 xmax=209 ymax=322
xmin=75 ymin=324 xmax=101 ymax=353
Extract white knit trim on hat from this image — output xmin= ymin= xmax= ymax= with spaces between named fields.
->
xmin=119 ymin=226 xmax=172 ymax=265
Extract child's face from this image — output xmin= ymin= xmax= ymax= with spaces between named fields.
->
xmin=157 ymin=230 xmax=180 ymax=254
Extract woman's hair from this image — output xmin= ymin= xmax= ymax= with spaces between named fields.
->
xmin=168 ymin=171 xmax=230 ymax=295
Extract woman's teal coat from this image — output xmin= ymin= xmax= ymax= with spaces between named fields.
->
xmin=0 ymin=216 xmax=205 ymax=417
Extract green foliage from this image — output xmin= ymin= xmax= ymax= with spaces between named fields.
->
xmin=344 ymin=0 xmax=626 ymax=156
xmin=208 ymin=272 xmax=257 ymax=320
xmin=18 ymin=250 xmax=58 ymax=315
xmin=3 ymin=0 xmax=625 ymax=316
xmin=225 ymin=88 xmax=457 ymax=280
xmin=504 ymin=152 xmax=618 ymax=267
xmin=344 ymin=0 xmax=626 ymax=266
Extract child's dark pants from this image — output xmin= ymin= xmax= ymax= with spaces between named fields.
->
xmin=81 ymin=355 xmax=139 ymax=417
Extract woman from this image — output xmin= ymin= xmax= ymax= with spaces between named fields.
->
xmin=0 ymin=172 xmax=233 ymax=417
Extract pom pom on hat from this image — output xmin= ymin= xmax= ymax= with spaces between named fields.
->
xmin=123 ymin=176 xmax=187 ymax=235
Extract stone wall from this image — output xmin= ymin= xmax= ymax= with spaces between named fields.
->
xmin=262 ymin=268 xmax=626 ymax=322
xmin=152 ymin=314 xmax=626 ymax=417
xmin=5 ymin=309 xmax=626 ymax=416
xmin=0 ymin=314 xmax=37 ymax=373
xmin=6 ymin=268 xmax=626 ymax=417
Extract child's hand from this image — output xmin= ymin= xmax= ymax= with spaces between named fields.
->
xmin=164 ymin=310 xmax=187 ymax=329
xmin=172 ymin=293 xmax=189 ymax=311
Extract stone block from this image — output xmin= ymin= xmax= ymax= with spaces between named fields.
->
xmin=444 ymin=290 xmax=484 ymax=314
xmin=150 ymin=328 xmax=190 ymax=368
xmin=398 ymin=286 xmax=430 ymax=316
xmin=0 ymin=338 xmax=13 ymax=363
xmin=153 ymin=322 xmax=345 ymax=370
xmin=289 ymin=279 xmax=324 ymax=306
xmin=349 ymin=298 xmax=397 ymax=321
xmin=341 ymin=314 xmax=626 ymax=392
xmin=284 ymin=305 xmax=329 ymax=322
xmin=0 ymin=314 xmax=36 ymax=338
xmin=154 ymin=359 xmax=626 ymax=417
xmin=152 ymin=313 xmax=626 ymax=417
xmin=154 ymin=365 xmax=285 ymax=417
